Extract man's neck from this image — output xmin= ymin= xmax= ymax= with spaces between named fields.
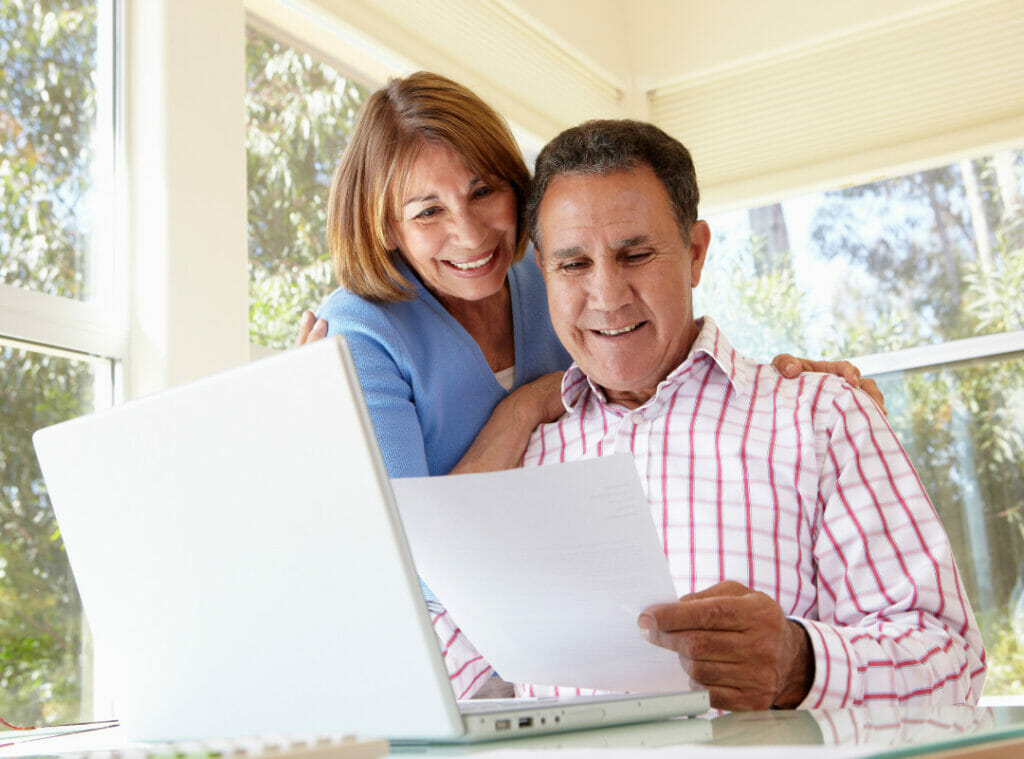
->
xmin=602 ymin=318 xmax=703 ymax=410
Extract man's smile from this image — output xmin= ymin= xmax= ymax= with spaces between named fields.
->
xmin=593 ymin=322 xmax=645 ymax=337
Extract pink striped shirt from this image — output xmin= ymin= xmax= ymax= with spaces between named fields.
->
xmin=433 ymin=317 xmax=985 ymax=707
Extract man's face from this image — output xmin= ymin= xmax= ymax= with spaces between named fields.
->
xmin=535 ymin=165 xmax=710 ymax=409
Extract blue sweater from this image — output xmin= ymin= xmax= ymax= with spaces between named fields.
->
xmin=318 ymin=254 xmax=571 ymax=478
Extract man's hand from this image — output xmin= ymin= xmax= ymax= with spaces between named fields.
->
xmin=295 ymin=310 xmax=328 ymax=347
xmin=638 ymin=580 xmax=814 ymax=711
xmin=771 ymin=354 xmax=886 ymax=415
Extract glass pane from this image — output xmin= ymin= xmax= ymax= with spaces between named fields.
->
xmin=246 ymin=26 xmax=370 ymax=350
xmin=697 ymin=147 xmax=1024 ymax=359
xmin=873 ymin=355 xmax=1024 ymax=696
xmin=0 ymin=0 xmax=100 ymax=301
xmin=0 ymin=343 xmax=105 ymax=724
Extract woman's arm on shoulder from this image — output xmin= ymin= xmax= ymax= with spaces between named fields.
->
xmin=450 ymin=372 xmax=567 ymax=475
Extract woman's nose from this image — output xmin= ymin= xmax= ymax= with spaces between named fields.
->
xmin=452 ymin=209 xmax=488 ymax=249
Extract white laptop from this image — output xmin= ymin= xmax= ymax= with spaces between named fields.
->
xmin=32 ymin=336 xmax=708 ymax=744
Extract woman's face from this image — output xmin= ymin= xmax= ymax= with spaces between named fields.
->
xmin=389 ymin=141 xmax=518 ymax=307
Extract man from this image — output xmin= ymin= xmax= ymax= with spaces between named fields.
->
xmin=510 ymin=120 xmax=985 ymax=711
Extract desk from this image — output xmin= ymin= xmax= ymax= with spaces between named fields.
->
xmin=2 ymin=706 xmax=1023 ymax=758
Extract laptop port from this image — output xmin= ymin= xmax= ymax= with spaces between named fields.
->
xmin=495 ymin=719 xmax=511 ymax=731
xmin=518 ymin=717 xmax=533 ymax=728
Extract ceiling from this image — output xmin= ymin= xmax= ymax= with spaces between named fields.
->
xmin=250 ymin=0 xmax=1024 ymax=209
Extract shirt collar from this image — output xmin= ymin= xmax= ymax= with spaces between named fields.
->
xmin=559 ymin=316 xmax=755 ymax=412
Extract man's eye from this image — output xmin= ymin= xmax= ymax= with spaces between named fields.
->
xmin=559 ymin=260 xmax=588 ymax=272
xmin=625 ymin=252 xmax=652 ymax=263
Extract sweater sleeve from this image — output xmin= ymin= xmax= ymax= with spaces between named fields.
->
xmin=797 ymin=385 xmax=986 ymax=709
xmin=325 ymin=318 xmax=430 ymax=479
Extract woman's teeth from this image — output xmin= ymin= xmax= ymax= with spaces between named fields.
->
xmin=597 ymin=323 xmax=641 ymax=336
xmin=448 ymin=250 xmax=495 ymax=270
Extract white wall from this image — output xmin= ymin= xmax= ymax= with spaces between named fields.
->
xmin=126 ymin=0 xmax=250 ymax=397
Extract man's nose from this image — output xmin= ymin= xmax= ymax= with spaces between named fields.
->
xmin=588 ymin=264 xmax=633 ymax=311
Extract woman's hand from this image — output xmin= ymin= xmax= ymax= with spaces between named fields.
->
xmin=451 ymin=372 xmax=566 ymax=475
xmin=295 ymin=310 xmax=328 ymax=347
xmin=771 ymin=354 xmax=885 ymax=414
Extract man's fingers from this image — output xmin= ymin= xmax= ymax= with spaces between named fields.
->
xmin=642 ymin=597 xmax=750 ymax=634
xmin=650 ymin=628 xmax=751 ymax=663
xmin=679 ymin=579 xmax=750 ymax=601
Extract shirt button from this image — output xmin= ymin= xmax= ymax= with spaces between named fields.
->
xmin=631 ymin=413 xmax=643 ymax=425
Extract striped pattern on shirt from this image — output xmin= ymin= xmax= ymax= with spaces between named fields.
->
xmin=514 ymin=317 xmax=984 ymax=707
xmin=430 ymin=317 xmax=985 ymax=707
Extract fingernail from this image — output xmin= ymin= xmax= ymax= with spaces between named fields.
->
xmin=638 ymin=614 xmax=654 ymax=641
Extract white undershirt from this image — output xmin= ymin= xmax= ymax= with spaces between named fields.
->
xmin=494 ymin=365 xmax=515 ymax=392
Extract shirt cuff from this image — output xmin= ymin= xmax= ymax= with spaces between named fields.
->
xmin=791 ymin=617 xmax=858 ymax=710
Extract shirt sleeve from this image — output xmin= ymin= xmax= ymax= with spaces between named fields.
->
xmin=427 ymin=599 xmax=495 ymax=700
xmin=797 ymin=385 xmax=987 ymax=709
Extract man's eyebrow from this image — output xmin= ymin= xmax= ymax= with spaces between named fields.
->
xmin=547 ymin=234 xmax=651 ymax=261
xmin=611 ymin=235 xmax=650 ymax=249
xmin=547 ymin=245 xmax=586 ymax=261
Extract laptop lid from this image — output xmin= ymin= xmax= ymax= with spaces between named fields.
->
xmin=33 ymin=337 xmax=465 ymax=741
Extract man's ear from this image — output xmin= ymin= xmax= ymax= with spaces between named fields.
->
xmin=689 ymin=220 xmax=711 ymax=287
xmin=534 ymin=244 xmax=542 ymax=269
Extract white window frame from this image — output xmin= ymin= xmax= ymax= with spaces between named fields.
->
xmin=0 ymin=0 xmax=125 ymax=380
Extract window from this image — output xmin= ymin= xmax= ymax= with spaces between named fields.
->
xmin=0 ymin=0 xmax=119 ymax=723
xmin=246 ymin=25 xmax=370 ymax=351
xmin=697 ymin=147 xmax=1024 ymax=694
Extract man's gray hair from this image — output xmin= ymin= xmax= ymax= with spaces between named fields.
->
xmin=526 ymin=119 xmax=700 ymax=249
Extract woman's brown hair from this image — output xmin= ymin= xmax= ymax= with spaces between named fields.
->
xmin=327 ymin=72 xmax=531 ymax=302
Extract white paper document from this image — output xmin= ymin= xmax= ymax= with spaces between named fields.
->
xmin=391 ymin=454 xmax=692 ymax=693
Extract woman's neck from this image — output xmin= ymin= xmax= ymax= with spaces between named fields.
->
xmin=435 ymin=281 xmax=515 ymax=373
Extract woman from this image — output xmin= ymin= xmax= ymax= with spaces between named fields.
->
xmin=300 ymin=71 xmax=880 ymax=483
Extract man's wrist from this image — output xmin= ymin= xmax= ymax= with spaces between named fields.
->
xmin=772 ymin=620 xmax=815 ymax=709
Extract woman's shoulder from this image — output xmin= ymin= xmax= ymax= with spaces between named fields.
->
xmin=316 ymin=284 xmax=451 ymax=355
xmin=507 ymin=247 xmax=549 ymax=304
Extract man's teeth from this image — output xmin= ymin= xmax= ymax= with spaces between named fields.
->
xmin=448 ymin=251 xmax=494 ymax=270
xmin=597 ymin=323 xmax=641 ymax=336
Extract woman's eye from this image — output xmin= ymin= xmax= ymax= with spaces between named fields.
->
xmin=472 ymin=186 xmax=494 ymax=199
xmin=415 ymin=207 xmax=441 ymax=220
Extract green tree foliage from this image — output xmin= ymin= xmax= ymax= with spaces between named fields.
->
xmin=1 ymin=0 xmax=96 ymax=298
xmin=0 ymin=0 xmax=98 ymax=723
xmin=246 ymin=27 xmax=368 ymax=349
xmin=0 ymin=349 xmax=91 ymax=725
